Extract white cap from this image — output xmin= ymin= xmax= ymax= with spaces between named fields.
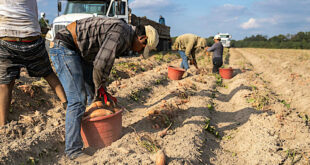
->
xmin=214 ymin=34 xmax=221 ymax=40
xmin=40 ymin=12 xmax=46 ymax=18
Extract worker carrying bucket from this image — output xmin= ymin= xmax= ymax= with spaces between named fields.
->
xmin=49 ymin=17 xmax=158 ymax=163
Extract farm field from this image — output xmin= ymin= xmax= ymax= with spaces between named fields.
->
xmin=0 ymin=48 xmax=309 ymax=165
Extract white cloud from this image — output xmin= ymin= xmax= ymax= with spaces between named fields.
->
xmin=129 ymin=0 xmax=171 ymax=9
xmin=222 ymin=4 xmax=246 ymax=11
xmin=241 ymin=18 xmax=260 ymax=29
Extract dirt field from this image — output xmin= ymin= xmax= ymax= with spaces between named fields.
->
xmin=0 ymin=48 xmax=309 ymax=165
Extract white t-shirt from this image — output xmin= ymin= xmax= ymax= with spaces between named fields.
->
xmin=0 ymin=0 xmax=41 ymax=38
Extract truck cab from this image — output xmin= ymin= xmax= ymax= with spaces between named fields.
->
xmin=218 ymin=33 xmax=232 ymax=48
xmin=45 ymin=0 xmax=128 ymax=41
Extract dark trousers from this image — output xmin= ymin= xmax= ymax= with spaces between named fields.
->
xmin=212 ymin=57 xmax=223 ymax=73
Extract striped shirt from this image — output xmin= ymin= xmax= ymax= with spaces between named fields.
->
xmin=0 ymin=0 xmax=41 ymax=38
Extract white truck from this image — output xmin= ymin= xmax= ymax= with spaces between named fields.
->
xmin=45 ymin=0 xmax=171 ymax=51
xmin=218 ymin=33 xmax=232 ymax=48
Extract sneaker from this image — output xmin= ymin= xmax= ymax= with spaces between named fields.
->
xmin=71 ymin=152 xmax=93 ymax=164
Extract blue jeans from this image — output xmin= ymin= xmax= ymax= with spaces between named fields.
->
xmin=179 ymin=51 xmax=189 ymax=70
xmin=49 ymin=42 xmax=94 ymax=158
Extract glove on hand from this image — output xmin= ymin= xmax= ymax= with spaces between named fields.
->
xmin=98 ymin=86 xmax=117 ymax=106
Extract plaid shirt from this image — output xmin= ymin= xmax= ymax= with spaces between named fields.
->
xmin=57 ymin=17 xmax=135 ymax=95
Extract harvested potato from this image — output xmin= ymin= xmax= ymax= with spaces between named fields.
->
xmin=155 ymin=150 xmax=166 ymax=165
xmin=83 ymin=109 xmax=113 ymax=120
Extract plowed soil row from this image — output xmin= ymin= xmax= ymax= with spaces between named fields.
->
xmin=0 ymin=49 xmax=309 ymax=165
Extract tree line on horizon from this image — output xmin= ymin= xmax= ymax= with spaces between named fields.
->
xmin=231 ymin=31 xmax=310 ymax=49
xmin=172 ymin=31 xmax=310 ymax=49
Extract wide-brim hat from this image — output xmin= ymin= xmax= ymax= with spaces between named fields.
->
xmin=143 ymin=25 xmax=159 ymax=58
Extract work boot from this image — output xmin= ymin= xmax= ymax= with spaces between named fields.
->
xmin=183 ymin=72 xmax=192 ymax=78
xmin=71 ymin=152 xmax=93 ymax=164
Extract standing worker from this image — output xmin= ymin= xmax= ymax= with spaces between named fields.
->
xmin=172 ymin=34 xmax=207 ymax=75
xmin=159 ymin=15 xmax=165 ymax=25
xmin=49 ymin=17 xmax=158 ymax=162
xmin=0 ymin=0 xmax=67 ymax=126
xmin=206 ymin=35 xmax=224 ymax=73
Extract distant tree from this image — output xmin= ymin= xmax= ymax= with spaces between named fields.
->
xmin=206 ymin=36 xmax=214 ymax=46
xmin=244 ymin=34 xmax=268 ymax=42
xmin=231 ymin=31 xmax=310 ymax=49
xmin=269 ymin=34 xmax=287 ymax=42
xmin=39 ymin=18 xmax=49 ymax=34
xmin=230 ymin=40 xmax=236 ymax=47
xmin=39 ymin=18 xmax=49 ymax=29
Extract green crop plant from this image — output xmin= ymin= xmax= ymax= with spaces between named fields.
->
xmin=110 ymin=67 xmax=119 ymax=78
xmin=280 ymin=100 xmax=291 ymax=109
xmin=130 ymin=90 xmax=141 ymax=101
xmin=117 ymin=62 xmax=139 ymax=71
xmin=285 ymin=149 xmax=302 ymax=165
xmin=246 ymin=86 xmax=273 ymax=111
xmin=155 ymin=77 xmax=166 ymax=85
xmin=303 ymin=115 xmax=309 ymax=125
xmin=215 ymin=74 xmax=222 ymax=86
xmin=204 ymin=118 xmax=221 ymax=139
xmin=154 ymin=53 xmax=164 ymax=62
xmin=211 ymin=92 xmax=216 ymax=99
xmin=134 ymin=133 xmax=160 ymax=153
xmin=223 ymin=135 xmax=232 ymax=140
xmin=298 ymin=114 xmax=309 ymax=126
xmin=207 ymin=103 xmax=214 ymax=111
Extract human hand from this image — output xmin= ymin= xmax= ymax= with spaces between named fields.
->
xmin=97 ymin=86 xmax=117 ymax=106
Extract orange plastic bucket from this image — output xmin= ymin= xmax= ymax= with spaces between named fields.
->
xmin=81 ymin=110 xmax=122 ymax=149
xmin=219 ymin=67 xmax=233 ymax=79
xmin=168 ymin=66 xmax=185 ymax=80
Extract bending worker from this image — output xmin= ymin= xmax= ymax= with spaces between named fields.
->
xmin=49 ymin=17 xmax=158 ymax=162
xmin=172 ymin=34 xmax=207 ymax=73
xmin=206 ymin=35 xmax=224 ymax=73
xmin=0 ymin=0 xmax=67 ymax=126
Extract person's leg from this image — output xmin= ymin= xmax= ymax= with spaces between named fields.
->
xmin=212 ymin=57 xmax=223 ymax=74
xmin=0 ymin=39 xmax=22 ymax=126
xmin=20 ymin=37 xmax=67 ymax=104
xmin=44 ymin=73 xmax=67 ymax=103
xmin=81 ymin=60 xmax=94 ymax=106
xmin=212 ymin=58 xmax=218 ymax=73
xmin=50 ymin=43 xmax=87 ymax=158
xmin=178 ymin=50 xmax=189 ymax=70
xmin=0 ymin=80 xmax=15 ymax=126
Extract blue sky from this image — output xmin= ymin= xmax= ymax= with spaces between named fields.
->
xmin=37 ymin=0 xmax=310 ymax=40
